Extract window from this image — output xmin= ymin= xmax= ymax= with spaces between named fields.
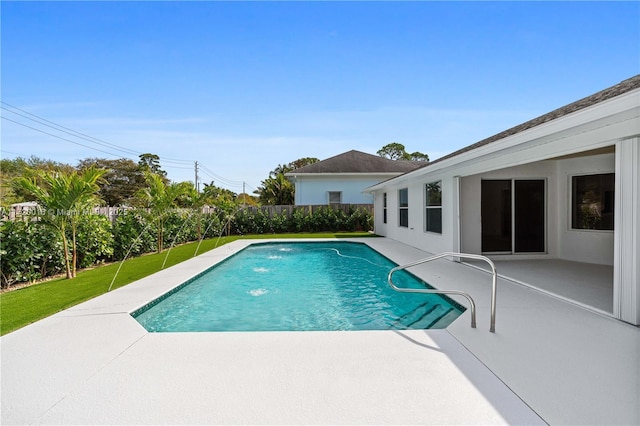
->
xmin=572 ymin=173 xmax=614 ymax=230
xmin=328 ymin=191 xmax=342 ymax=205
xmin=383 ymin=193 xmax=387 ymax=224
xmin=398 ymin=188 xmax=409 ymax=227
xmin=425 ymin=181 xmax=442 ymax=234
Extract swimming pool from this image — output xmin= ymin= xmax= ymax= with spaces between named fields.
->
xmin=132 ymin=241 xmax=465 ymax=332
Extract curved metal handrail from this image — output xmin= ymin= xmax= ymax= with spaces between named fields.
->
xmin=388 ymin=252 xmax=497 ymax=332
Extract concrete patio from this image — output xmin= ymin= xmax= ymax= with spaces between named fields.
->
xmin=1 ymin=238 xmax=638 ymax=425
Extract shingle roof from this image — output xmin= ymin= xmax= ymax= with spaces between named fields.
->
xmin=288 ymin=150 xmax=426 ymax=174
xmin=430 ymin=75 xmax=640 ymax=166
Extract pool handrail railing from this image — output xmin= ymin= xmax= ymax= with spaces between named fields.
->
xmin=387 ymin=252 xmax=497 ymax=332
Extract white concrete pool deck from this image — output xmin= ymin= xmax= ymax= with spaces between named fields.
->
xmin=1 ymin=238 xmax=638 ymax=425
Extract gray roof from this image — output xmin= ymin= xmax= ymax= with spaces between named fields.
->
xmin=288 ymin=150 xmax=426 ymax=174
xmin=430 ymin=75 xmax=640 ymax=166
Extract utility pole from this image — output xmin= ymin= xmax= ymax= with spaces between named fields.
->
xmin=194 ymin=161 xmax=199 ymax=193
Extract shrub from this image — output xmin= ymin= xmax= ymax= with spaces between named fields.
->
xmin=0 ymin=220 xmax=66 ymax=287
xmin=230 ymin=206 xmax=373 ymax=234
xmin=291 ymin=207 xmax=311 ymax=232
xmin=230 ymin=210 xmax=251 ymax=235
xmin=163 ymin=210 xmax=198 ymax=247
xmin=346 ymin=207 xmax=373 ymax=232
xmin=202 ymin=212 xmax=224 ymax=239
xmin=0 ymin=205 xmax=373 ymax=286
xmin=112 ymin=211 xmax=156 ymax=260
xmin=75 ymin=214 xmax=114 ymax=268
xmin=271 ymin=211 xmax=291 ymax=233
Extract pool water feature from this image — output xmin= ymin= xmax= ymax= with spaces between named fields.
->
xmin=132 ymin=242 xmax=466 ymax=332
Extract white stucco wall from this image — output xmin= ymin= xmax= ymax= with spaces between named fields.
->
xmin=293 ymin=175 xmax=384 ymax=205
xmin=376 ymin=155 xmax=615 ymax=265
xmin=373 ymin=173 xmax=454 ymax=255
xmin=459 ymin=160 xmax=559 ymax=257
xmin=557 ymin=153 xmax=615 ymax=265
xmin=369 ymin=88 xmax=639 ymax=324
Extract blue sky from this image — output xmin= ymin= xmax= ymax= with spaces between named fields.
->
xmin=2 ymin=1 xmax=638 ymax=193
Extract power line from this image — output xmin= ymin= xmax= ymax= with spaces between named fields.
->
xmin=199 ymin=164 xmax=244 ymax=186
xmin=199 ymin=171 xmax=244 ymax=189
xmin=157 ymin=156 xmax=193 ymax=165
xmin=2 ymin=116 xmax=195 ymax=176
xmin=1 ymin=116 xmax=133 ymax=159
xmin=200 ymin=172 xmax=244 ymax=189
xmin=0 ymin=149 xmax=32 ymax=158
xmin=199 ymin=164 xmax=261 ymax=192
xmin=163 ymin=164 xmax=194 ymax=170
xmin=244 ymin=182 xmax=258 ymax=193
xmin=1 ymin=102 xmax=142 ymax=157
xmin=2 ymin=102 xmax=252 ymax=189
xmin=1 ymin=102 xmax=193 ymax=165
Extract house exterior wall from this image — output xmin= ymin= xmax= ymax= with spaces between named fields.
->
xmin=375 ymin=152 xmax=618 ymax=265
xmin=293 ymin=175 xmax=383 ymax=205
xmin=374 ymin=172 xmax=455 ymax=255
xmin=372 ymin=90 xmax=637 ymax=256
xmin=375 ymin=160 xmax=565 ymax=259
xmin=556 ymin=153 xmax=615 ymax=265
xmin=457 ymin=154 xmax=615 ymax=265
xmin=368 ymin=87 xmax=639 ymax=324
xmin=459 ymin=160 xmax=559 ymax=257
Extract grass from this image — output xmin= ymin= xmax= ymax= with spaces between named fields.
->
xmin=0 ymin=232 xmax=376 ymax=335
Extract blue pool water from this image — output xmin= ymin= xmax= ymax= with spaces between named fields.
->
xmin=132 ymin=242 xmax=465 ymax=332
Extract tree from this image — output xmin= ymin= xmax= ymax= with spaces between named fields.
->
xmin=12 ymin=166 xmax=106 ymax=279
xmin=288 ymin=157 xmax=320 ymax=171
xmin=377 ymin=142 xmax=410 ymax=160
xmin=409 ymin=151 xmax=430 ymax=162
xmin=270 ymin=164 xmax=292 ymax=178
xmin=258 ymin=173 xmax=294 ymax=205
xmin=138 ymin=153 xmax=167 ymax=177
xmin=179 ymin=185 xmax=212 ymax=240
xmin=257 ymin=157 xmax=318 ymax=205
xmin=237 ymin=192 xmax=259 ymax=207
xmin=77 ymin=157 xmax=146 ymax=206
xmin=377 ymin=143 xmax=429 ymax=162
xmin=1 ymin=156 xmax=75 ymax=207
xmin=201 ymin=181 xmax=237 ymax=203
xmin=137 ymin=172 xmax=189 ymax=253
xmin=269 ymin=157 xmax=319 ymax=177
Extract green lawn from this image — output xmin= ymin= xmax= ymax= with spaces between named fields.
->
xmin=0 ymin=232 xmax=375 ymax=335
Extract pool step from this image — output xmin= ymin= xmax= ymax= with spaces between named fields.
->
xmin=394 ymin=302 xmax=456 ymax=329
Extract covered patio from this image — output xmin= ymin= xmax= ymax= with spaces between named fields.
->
xmin=457 ymin=145 xmax=620 ymax=322
xmin=369 ymin=76 xmax=639 ymax=327
xmin=465 ymin=258 xmax=613 ymax=314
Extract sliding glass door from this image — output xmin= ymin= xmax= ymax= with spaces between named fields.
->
xmin=481 ymin=179 xmax=545 ymax=253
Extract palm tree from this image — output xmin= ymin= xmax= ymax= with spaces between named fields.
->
xmin=181 ymin=185 xmax=210 ymax=240
xmin=259 ymin=173 xmax=294 ymax=205
xmin=13 ymin=167 xmax=106 ymax=279
xmin=138 ymin=172 xmax=189 ymax=253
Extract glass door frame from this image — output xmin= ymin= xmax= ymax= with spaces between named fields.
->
xmin=481 ymin=178 xmax=547 ymax=254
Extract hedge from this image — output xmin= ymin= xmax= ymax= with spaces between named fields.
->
xmin=0 ymin=206 xmax=373 ymax=288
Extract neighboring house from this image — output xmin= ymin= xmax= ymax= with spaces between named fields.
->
xmin=366 ymin=75 xmax=640 ymax=326
xmin=286 ymin=150 xmax=424 ymax=206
